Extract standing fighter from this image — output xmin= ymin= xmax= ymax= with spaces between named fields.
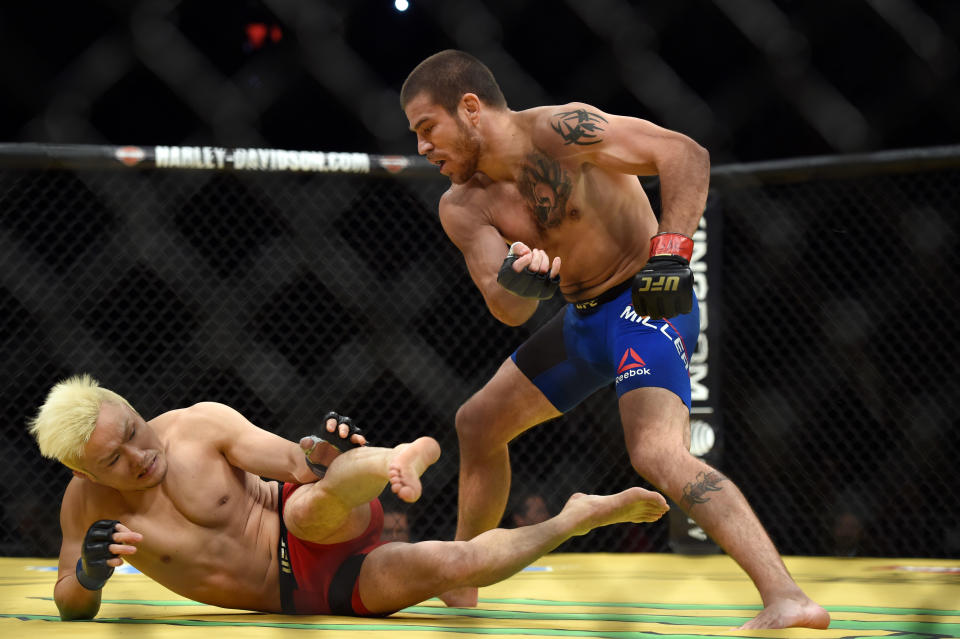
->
xmin=400 ymin=49 xmax=828 ymax=630
xmin=29 ymin=374 xmax=669 ymax=620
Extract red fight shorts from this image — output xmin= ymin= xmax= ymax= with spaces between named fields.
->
xmin=278 ymin=481 xmax=391 ymax=616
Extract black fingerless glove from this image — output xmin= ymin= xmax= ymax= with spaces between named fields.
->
xmin=631 ymin=232 xmax=694 ymax=320
xmin=497 ymin=253 xmax=559 ymax=300
xmin=76 ymin=519 xmax=119 ymax=591
xmin=319 ymin=411 xmax=364 ymax=453
xmin=303 ymin=412 xmax=366 ymax=478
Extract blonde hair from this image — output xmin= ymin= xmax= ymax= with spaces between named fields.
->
xmin=28 ymin=374 xmax=133 ymax=465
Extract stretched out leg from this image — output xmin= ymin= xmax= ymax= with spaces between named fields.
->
xmin=358 ymin=487 xmax=669 ymax=614
xmin=444 ymin=357 xmax=561 ymax=605
xmin=282 ymin=437 xmax=440 ymax=544
xmin=620 ymin=387 xmax=829 ymax=630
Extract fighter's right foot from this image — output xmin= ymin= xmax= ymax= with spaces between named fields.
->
xmin=738 ymin=595 xmax=831 ymax=629
xmin=561 ymin=487 xmax=669 ymax=536
xmin=388 ymin=437 xmax=441 ymax=503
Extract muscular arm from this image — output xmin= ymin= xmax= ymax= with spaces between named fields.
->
xmin=187 ymin=402 xmax=331 ymax=484
xmin=55 ymin=482 xmax=100 ymax=620
xmin=439 ymin=192 xmax=539 ymax=326
xmin=542 ymin=103 xmax=710 ymax=237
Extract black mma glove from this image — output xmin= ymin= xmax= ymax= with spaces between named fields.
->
xmin=497 ymin=245 xmax=559 ymax=300
xmin=76 ymin=519 xmax=120 ymax=591
xmin=631 ymin=232 xmax=694 ymax=320
xmin=303 ymin=411 xmax=365 ymax=478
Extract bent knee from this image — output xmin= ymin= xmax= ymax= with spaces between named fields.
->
xmin=433 ymin=541 xmax=483 ymax=585
xmin=628 ymin=439 xmax=695 ymax=489
xmin=455 ymin=395 xmax=483 ymax=430
xmin=454 ymin=398 xmax=501 ymax=447
xmin=283 ymin=485 xmax=356 ymax=541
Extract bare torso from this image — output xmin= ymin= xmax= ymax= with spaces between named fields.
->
xmin=64 ymin=410 xmax=283 ymax=612
xmin=447 ymin=106 xmax=660 ymax=301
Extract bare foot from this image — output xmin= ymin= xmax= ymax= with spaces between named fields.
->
xmin=388 ymin=437 xmax=441 ymax=502
xmin=435 ymin=488 xmax=665 ymax=609
xmin=438 ymin=586 xmax=478 ymax=608
xmin=738 ymin=596 xmax=830 ymax=629
xmin=561 ymin=487 xmax=669 ymax=536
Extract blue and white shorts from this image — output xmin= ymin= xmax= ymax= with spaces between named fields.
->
xmin=511 ymin=280 xmax=700 ymax=413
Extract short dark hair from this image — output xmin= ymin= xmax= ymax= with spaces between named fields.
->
xmin=401 ymin=49 xmax=508 ymax=114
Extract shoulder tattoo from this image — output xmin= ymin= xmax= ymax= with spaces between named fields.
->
xmin=518 ymin=151 xmax=572 ymax=228
xmin=550 ymin=109 xmax=608 ymax=145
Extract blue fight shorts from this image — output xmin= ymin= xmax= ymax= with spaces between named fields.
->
xmin=511 ymin=279 xmax=700 ymax=413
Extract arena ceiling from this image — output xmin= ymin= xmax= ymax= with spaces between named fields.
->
xmin=1 ymin=0 xmax=958 ymax=164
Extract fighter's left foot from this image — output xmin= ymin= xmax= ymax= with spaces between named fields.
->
xmin=388 ymin=437 xmax=441 ymax=503
xmin=560 ymin=487 xmax=669 ymax=537
xmin=738 ymin=596 xmax=830 ymax=629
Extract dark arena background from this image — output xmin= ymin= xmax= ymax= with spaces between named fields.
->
xmin=1 ymin=0 xmax=958 ymax=566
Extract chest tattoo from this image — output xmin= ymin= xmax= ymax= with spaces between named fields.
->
xmin=518 ymin=151 xmax=573 ymax=228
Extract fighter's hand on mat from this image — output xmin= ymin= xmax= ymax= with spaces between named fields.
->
xmin=497 ymin=242 xmax=561 ymax=299
xmin=76 ymin=520 xmax=141 ymax=590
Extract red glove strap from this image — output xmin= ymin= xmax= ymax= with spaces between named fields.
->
xmin=649 ymin=232 xmax=694 ymax=261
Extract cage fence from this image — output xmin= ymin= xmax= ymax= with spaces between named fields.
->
xmin=1 ymin=144 xmax=957 ymax=559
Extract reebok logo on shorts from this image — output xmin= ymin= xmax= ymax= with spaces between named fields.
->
xmin=617 ymin=348 xmax=646 ymax=373
xmin=616 ymin=348 xmax=650 ymax=383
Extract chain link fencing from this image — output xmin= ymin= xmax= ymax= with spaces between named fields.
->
xmin=1 ymin=144 xmax=957 ymax=559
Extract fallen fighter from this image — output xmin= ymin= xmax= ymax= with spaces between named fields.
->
xmin=28 ymin=374 xmax=669 ymax=619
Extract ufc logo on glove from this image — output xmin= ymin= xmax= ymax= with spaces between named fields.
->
xmin=634 ymin=275 xmax=681 ymax=293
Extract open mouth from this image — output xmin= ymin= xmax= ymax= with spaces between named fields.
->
xmin=138 ymin=455 xmax=156 ymax=479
